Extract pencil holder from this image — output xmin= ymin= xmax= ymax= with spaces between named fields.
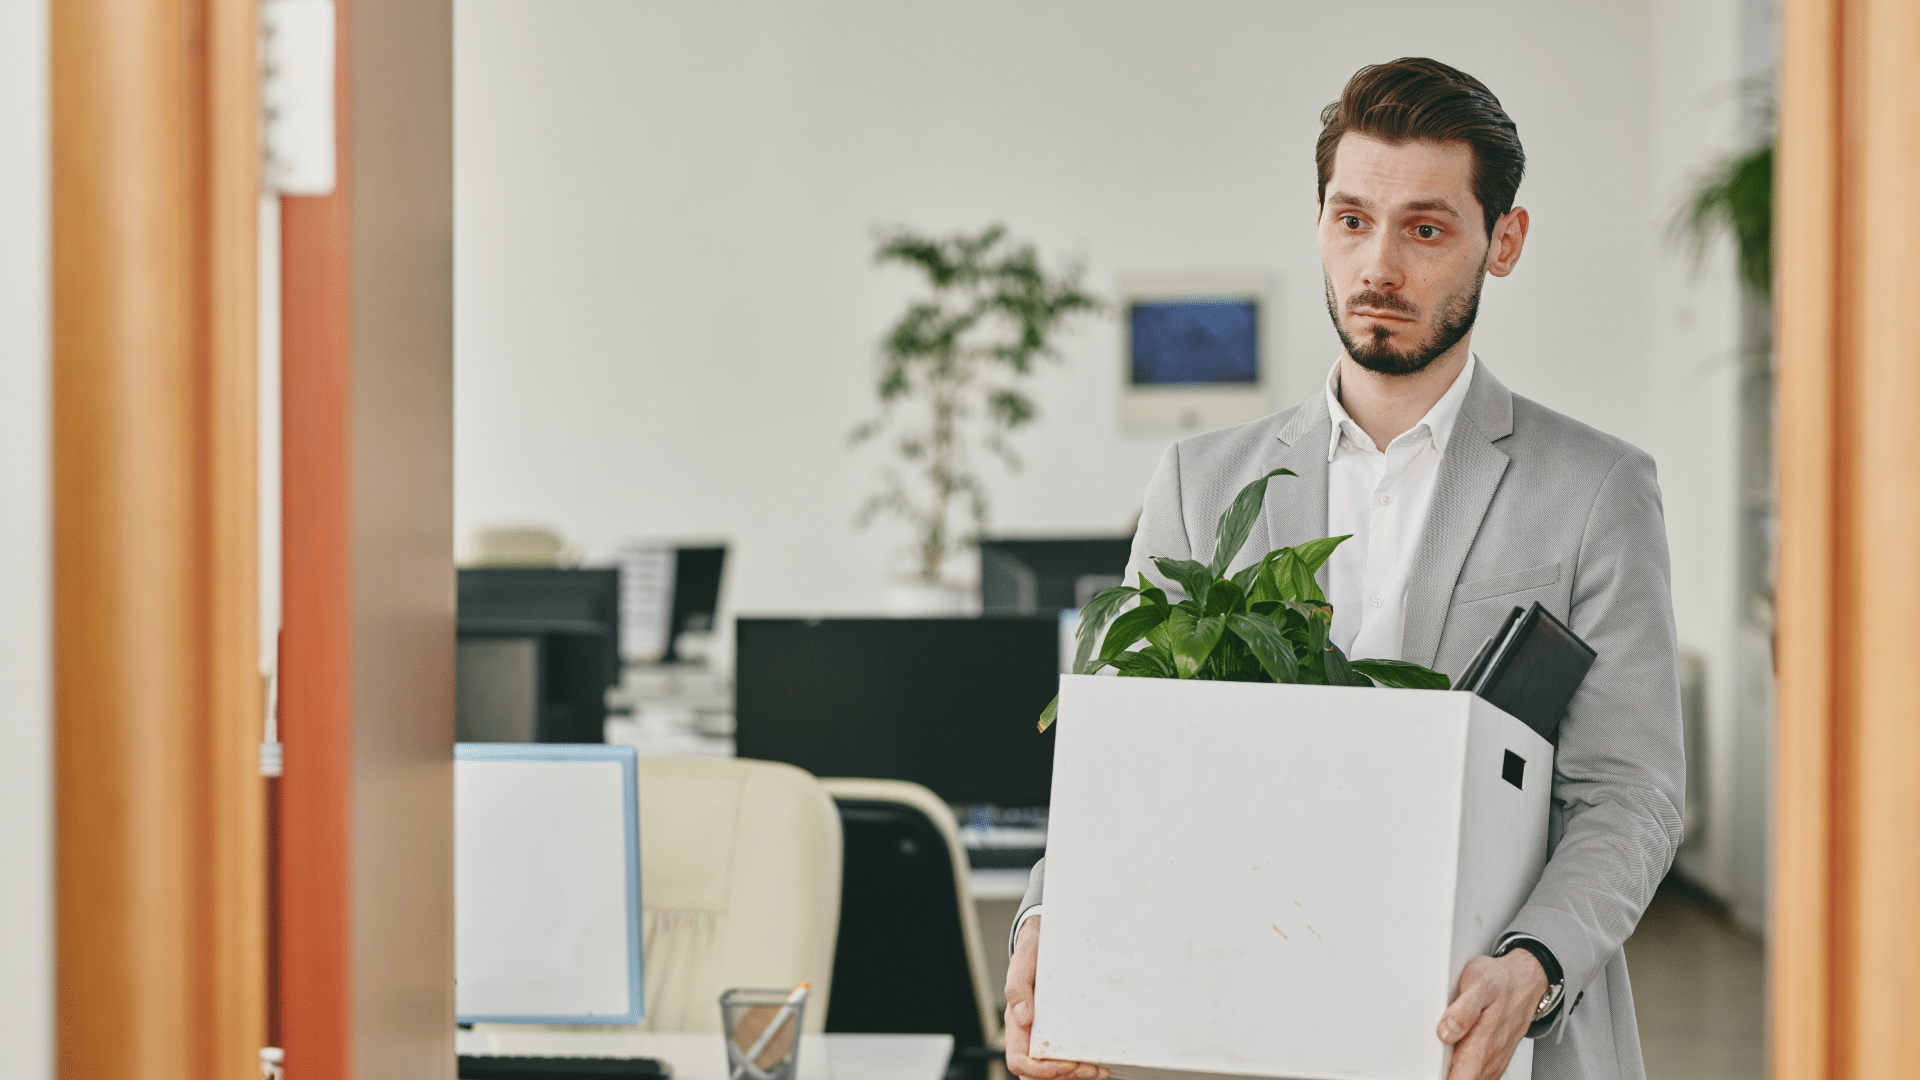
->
xmin=719 ymin=987 xmax=806 ymax=1080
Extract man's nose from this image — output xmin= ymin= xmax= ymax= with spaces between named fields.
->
xmin=1360 ymin=232 xmax=1404 ymax=292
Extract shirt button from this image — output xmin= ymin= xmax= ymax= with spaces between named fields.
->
xmin=1379 ymin=494 xmax=1392 ymax=506
xmin=1370 ymin=596 xmax=1383 ymax=608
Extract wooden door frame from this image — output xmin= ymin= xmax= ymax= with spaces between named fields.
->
xmin=276 ymin=0 xmax=457 ymax=1077
xmin=1776 ymin=0 xmax=1920 ymax=1075
xmin=51 ymin=0 xmax=264 ymax=1076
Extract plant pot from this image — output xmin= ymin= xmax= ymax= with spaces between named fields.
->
xmin=1031 ymin=675 xmax=1550 ymax=1080
xmin=881 ymin=580 xmax=971 ymax=617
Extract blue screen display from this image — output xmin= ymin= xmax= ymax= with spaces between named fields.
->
xmin=1129 ymin=299 xmax=1259 ymax=386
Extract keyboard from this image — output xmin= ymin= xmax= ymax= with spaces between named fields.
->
xmin=457 ymin=1055 xmax=671 ymax=1079
xmin=956 ymin=806 xmax=1048 ymax=869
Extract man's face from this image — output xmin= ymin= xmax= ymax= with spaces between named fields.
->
xmin=1317 ymin=133 xmax=1494 ymax=376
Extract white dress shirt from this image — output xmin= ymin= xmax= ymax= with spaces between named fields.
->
xmin=1324 ymin=353 xmax=1477 ymax=662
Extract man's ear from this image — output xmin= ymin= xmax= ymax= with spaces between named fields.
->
xmin=1486 ymin=207 xmax=1530 ymax=278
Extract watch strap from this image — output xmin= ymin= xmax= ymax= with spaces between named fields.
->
xmin=1493 ymin=933 xmax=1565 ymax=1034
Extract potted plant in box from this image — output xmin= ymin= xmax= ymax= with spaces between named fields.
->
xmin=1028 ymin=471 xmax=1558 ymax=1080
xmin=1039 ymin=467 xmax=1448 ymax=729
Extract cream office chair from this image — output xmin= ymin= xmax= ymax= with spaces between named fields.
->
xmin=632 ymin=756 xmax=844 ymax=1032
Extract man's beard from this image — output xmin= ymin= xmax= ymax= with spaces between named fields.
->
xmin=1323 ymin=273 xmax=1483 ymax=376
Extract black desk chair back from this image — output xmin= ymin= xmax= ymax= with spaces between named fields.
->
xmin=822 ymin=780 xmax=1003 ymax=1080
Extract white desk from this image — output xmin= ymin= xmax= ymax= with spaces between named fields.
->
xmin=456 ymin=1031 xmax=955 ymax=1080
xmin=967 ymin=868 xmax=1033 ymax=901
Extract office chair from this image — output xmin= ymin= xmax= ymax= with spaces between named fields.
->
xmin=634 ymin=757 xmax=842 ymax=1032
xmin=820 ymin=778 xmax=1004 ymax=1080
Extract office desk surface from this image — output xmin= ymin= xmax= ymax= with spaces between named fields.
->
xmin=456 ymin=1031 xmax=956 ymax=1080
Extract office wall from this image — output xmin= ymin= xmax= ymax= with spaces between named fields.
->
xmin=455 ymin=2 xmax=1760 ymax=915
xmin=0 ymin=0 xmax=51 ymax=1075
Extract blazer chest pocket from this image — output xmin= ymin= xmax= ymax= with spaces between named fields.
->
xmin=1452 ymin=561 xmax=1561 ymax=605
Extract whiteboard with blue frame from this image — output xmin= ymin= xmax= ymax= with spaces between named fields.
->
xmin=454 ymin=743 xmax=644 ymax=1025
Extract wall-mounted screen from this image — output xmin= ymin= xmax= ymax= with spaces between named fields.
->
xmin=1128 ymin=299 xmax=1260 ymax=386
xmin=1119 ymin=276 xmax=1274 ymax=434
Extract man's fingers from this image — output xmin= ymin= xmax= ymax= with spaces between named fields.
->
xmin=1003 ymin=999 xmax=1106 ymax=1079
xmin=1444 ymin=1031 xmax=1490 ymax=1080
xmin=1437 ymin=978 xmax=1493 ymax=1044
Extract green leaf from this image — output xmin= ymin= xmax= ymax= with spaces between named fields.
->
xmin=1267 ymin=549 xmax=1327 ymax=604
xmin=1152 ymin=557 xmax=1215 ymax=608
xmin=1136 ymin=572 xmax=1168 ymax=608
xmin=1226 ymin=613 xmax=1300 ymax=683
xmin=1072 ymin=585 xmax=1139 ymax=675
xmin=1088 ymin=648 xmax=1175 ymax=679
xmin=1304 ymin=605 xmax=1331 ymax=656
xmin=1208 ymin=468 xmax=1298 ymax=578
xmin=1130 ymin=645 xmax=1177 ymax=678
xmin=1246 ymin=551 xmax=1285 ymax=604
xmin=1144 ymin=617 xmax=1175 ymax=653
xmin=1287 ymin=535 xmax=1352 ymax=577
xmin=1166 ymin=608 xmax=1228 ymax=680
xmin=1229 ymin=558 xmax=1265 ymax=597
xmin=1038 ymin=696 xmax=1058 ymax=731
xmin=1203 ymin=577 xmax=1245 ymax=618
xmin=1349 ymin=659 xmax=1452 ymax=691
xmin=1100 ymin=603 xmax=1172 ymax=660
xmin=1321 ymin=641 xmax=1372 ymax=688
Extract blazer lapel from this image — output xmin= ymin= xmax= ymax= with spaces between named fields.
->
xmin=1401 ymin=363 xmax=1515 ymax=669
xmin=1260 ymin=393 xmax=1332 ymax=562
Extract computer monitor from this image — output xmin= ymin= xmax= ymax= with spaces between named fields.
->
xmin=459 ymin=568 xmax=622 ymax=683
xmin=454 ymin=743 xmax=643 ymax=1025
xmin=978 ymin=537 xmax=1134 ymax=615
xmin=663 ymin=546 xmax=725 ymax=663
xmin=614 ymin=544 xmax=727 ymax=664
xmin=733 ymin=617 xmax=1059 ymax=808
xmin=455 ymin=628 xmax=608 ymax=744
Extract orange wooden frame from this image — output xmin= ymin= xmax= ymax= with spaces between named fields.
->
xmin=51 ymin=0 xmax=264 ymax=1076
xmin=277 ymin=0 xmax=356 ymax=1071
xmin=1776 ymin=0 xmax=1920 ymax=1076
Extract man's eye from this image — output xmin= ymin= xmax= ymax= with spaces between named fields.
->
xmin=1342 ymin=216 xmax=1363 ymax=230
xmin=1415 ymin=224 xmax=1439 ymax=239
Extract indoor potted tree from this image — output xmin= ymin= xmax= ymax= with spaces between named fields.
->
xmin=851 ymin=224 xmax=1099 ymax=614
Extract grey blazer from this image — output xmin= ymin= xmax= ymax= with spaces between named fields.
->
xmin=1017 ymin=361 xmax=1685 ymax=1080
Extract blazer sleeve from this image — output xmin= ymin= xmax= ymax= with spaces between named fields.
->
xmin=1125 ymin=441 xmax=1196 ymax=596
xmin=1013 ymin=441 xmax=1199 ymax=954
xmin=1502 ymin=448 xmax=1687 ymax=1001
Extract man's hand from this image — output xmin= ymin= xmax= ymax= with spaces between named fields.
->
xmin=1436 ymin=950 xmax=1547 ymax=1080
xmin=1004 ymin=916 xmax=1109 ymax=1080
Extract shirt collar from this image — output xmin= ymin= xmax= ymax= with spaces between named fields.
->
xmin=1323 ymin=352 xmax=1478 ymax=461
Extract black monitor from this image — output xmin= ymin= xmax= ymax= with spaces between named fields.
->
xmin=664 ymin=546 xmax=725 ymax=663
xmin=978 ymin=537 xmax=1134 ymax=615
xmin=456 ymin=568 xmax=620 ymax=744
xmin=454 ymin=627 xmax=608 ymax=744
xmin=734 ymin=617 xmax=1059 ymax=808
xmin=459 ymin=568 xmax=621 ymax=684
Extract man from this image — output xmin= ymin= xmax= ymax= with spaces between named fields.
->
xmin=1003 ymin=58 xmax=1685 ymax=1080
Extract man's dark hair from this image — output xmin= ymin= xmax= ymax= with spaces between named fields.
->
xmin=1315 ymin=58 xmax=1525 ymax=238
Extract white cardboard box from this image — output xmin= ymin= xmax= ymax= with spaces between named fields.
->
xmin=1030 ymin=675 xmax=1552 ymax=1080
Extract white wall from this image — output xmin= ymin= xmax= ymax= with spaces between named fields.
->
xmin=0 ymin=0 xmax=52 ymax=1074
xmin=455 ymin=0 xmax=1760 ymax=911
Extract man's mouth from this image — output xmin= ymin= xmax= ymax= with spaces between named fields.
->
xmin=1349 ymin=308 xmax=1414 ymax=323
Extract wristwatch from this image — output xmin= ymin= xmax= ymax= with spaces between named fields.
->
xmin=1492 ymin=935 xmax=1565 ymax=1027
